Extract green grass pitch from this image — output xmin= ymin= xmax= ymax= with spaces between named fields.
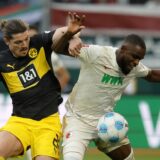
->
xmin=8 ymin=148 xmax=160 ymax=160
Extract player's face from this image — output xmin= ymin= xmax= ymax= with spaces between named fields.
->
xmin=6 ymin=31 xmax=30 ymax=57
xmin=117 ymin=43 xmax=145 ymax=75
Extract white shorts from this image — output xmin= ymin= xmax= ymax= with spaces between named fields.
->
xmin=62 ymin=115 xmax=131 ymax=156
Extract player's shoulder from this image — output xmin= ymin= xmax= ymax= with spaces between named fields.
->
xmin=0 ymin=49 xmax=11 ymax=61
xmin=0 ymin=49 xmax=15 ymax=72
xmin=0 ymin=39 xmax=8 ymax=50
xmin=82 ymin=44 xmax=101 ymax=48
xmin=81 ymin=44 xmax=102 ymax=52
xmin=81 ymin=44 xmax=116 ymax=55
xmin=79 ymin=44 xmax=104 ymax=61
xmin=82 ymin=44 xmax=114 ymax=49
xmin=30 ymin=31 xmax=54 ymax=43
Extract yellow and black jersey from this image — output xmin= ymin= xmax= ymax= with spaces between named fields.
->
xmin=0 ymin=38 xmax=8 ymax=51
xmin=0 ymin=31 xmax=63 ymax=120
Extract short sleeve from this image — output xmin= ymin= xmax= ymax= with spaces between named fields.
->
xmin=134 ymin=62 xmax=151 ymax=77
xmin=78 ymin=45 xmax=102 ymax=63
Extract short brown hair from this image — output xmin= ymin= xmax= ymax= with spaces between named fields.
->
xmin=0 ymin=19 xmax=29 ymax=39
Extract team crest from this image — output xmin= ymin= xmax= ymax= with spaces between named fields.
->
xmin=28 ymin=48 xmax=38 ymax=58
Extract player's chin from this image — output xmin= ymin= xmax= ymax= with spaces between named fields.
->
xmin=121 ymin=67 xmax=131 ymax=75
xmin=20 ymin=51 xmax=28 ymax=57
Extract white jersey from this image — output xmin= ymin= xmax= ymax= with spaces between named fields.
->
xmin=65 ymin=45 xmax=150 ymax=127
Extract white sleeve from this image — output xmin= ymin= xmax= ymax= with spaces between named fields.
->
xmin=78 ymin=45 xmax=102 ymax=63
xmin=134 ymin=62 xmax=151 ymax=77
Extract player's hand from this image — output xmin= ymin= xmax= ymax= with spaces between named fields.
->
xmin=67 ymin=12 xmax=85 ymax=36
xmin=68 ymin=37 xmax=83 ymax=57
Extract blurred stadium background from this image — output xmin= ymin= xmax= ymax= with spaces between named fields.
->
xmin=1 ymin=0 xmax=160 ymax=159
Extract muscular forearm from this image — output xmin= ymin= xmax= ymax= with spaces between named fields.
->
xmin=52 ymin=30 xmax=73 ymax=55
xmin=144 ymin=69 xmax=160 ymax=82
xmin=52 ymin=12 xmax=85 ymax=56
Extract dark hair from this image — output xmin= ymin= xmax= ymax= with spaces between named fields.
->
xmin=29 ymin=25 xmax=38 ymax=32
xmin=124 ymin=34 xmax=146 ymax=50
xmin=0 ymin=19 xmax=29 ymax=39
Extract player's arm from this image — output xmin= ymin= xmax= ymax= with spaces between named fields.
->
xmin=52 ymin=12 xmax=85 ymax=55
xmin=51 ymin=26 xmax=69 ymax=54
xmin=68 ymin=35 xmax=83 ymax=57
xmin=52 ymin=27 xmax=82 ymax=56
xmin=143 ymin=69 xmax=160 ymax=82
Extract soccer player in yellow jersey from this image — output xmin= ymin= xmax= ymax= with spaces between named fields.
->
xmin=28 ymin=25 xmax=70 ymax=92
xmin=0 ymin=12 xmax=85 ymax=160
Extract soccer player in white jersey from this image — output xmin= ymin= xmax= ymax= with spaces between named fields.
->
xmin=59 ymin=34 xmax=160 ymax=160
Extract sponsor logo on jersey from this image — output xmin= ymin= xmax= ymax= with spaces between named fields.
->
xmin=28 ymin=48 xmax=38 ymax=58
xmin=101 ymin=73 xmax=123 ymax=85
xmin=18 ymin=64 xmax=40 ymax=88
xmin=6 ymin=64 xmax=15 ymax=69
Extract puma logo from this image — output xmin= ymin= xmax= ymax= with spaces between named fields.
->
xmin=7 ymin=64 xmax=15 ymax=69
